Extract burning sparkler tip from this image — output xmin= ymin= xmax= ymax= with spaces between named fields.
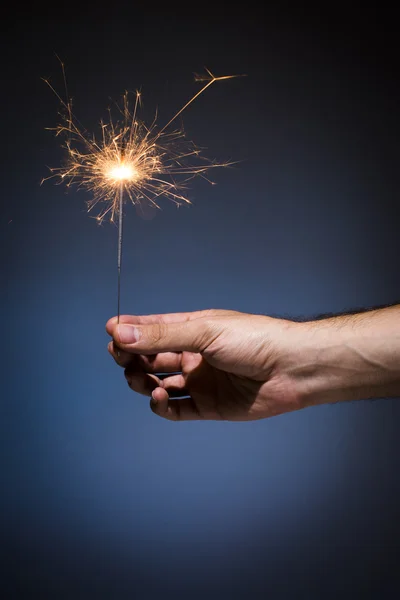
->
xmin=44 ymin=65 xmax=242 ymax=223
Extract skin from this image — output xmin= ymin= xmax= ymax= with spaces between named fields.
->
xmin=106 ymin=305 xmax=400 ymax=421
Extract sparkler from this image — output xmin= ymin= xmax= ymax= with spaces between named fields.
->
xmin=43 ymin=64 xmax=241 ymax=322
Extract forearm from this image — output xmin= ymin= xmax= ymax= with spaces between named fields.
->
xmin=289 ymin=305 xmax=400 ymax=406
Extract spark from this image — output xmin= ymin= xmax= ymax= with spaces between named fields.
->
xmin=43 ymin=64 xmax=242 ymax=321
xmin=42 ymin=66 xmax=241 ymax=223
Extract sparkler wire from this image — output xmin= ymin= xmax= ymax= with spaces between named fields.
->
xmin=117 ymin=183 xmax=124 ymax=325
xmin=43 ymin=67 xmax=244 ymax=328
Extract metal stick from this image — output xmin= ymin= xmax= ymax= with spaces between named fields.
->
xmin=117 ymin=183 xmax=124 ymax=325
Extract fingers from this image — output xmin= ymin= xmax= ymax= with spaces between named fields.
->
xmin=108 ymin=341 xmax=137 ymax=368
xmin=108 ymin=342 xmax=184 ymax=373
xmin=126 ymin=372 xmax=189 ymax=398
xmin=150 ymin=388 xmax=205 ymax=421
xmin=138 ymin=352 xmax=184 ymax=374
xmin=125 ymin=372 xmax=161 ymax=396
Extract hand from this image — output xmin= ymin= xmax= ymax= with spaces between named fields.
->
xmin=106 ymin=309 xmax=307 ymax=421
xmin=106 ymin=305 xmax=400 ymax=421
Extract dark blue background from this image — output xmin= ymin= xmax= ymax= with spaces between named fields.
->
xmin=2 ymin=5 xmax=400 ymax=598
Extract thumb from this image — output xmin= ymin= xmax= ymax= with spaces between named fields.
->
xmin=114 ymin=318 xmax=215 ymax=354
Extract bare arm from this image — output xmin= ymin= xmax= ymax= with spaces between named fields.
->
xmin=289 ymin=305 xmax=400 ymax=408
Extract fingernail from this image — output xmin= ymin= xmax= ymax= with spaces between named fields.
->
xmin=117 ymin=324 xmax=141 ymax=344
xmin=150 ymin=391 xmax=157 ymax=406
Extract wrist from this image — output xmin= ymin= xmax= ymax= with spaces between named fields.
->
xmin=284 ymin=306 xmax=400 ymax=407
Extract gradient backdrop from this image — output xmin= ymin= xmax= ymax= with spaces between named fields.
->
xmin=2 ymin=5 xmax=400 ymax=599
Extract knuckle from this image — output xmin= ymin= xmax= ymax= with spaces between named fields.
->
xmin=148 ymin=322 xmax=168 ymax=344
xmin=197 ymin=318 xmax=223 ymax=351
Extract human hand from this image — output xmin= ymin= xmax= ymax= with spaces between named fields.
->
xmin=106 ymin=305 xmax=400 ymax=421
xmin=106 ymin=309 xmax=309 ymax=421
